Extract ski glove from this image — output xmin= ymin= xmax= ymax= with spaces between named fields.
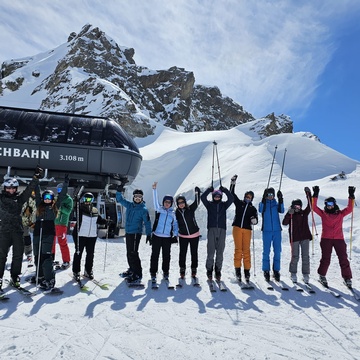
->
xmin=219 ymin=186 xmax=226 ymax=192
xmin=288 ymin=207 xmax=295 ymax=215
xmin=208 ymin=186 xmax=214 ymax=192
xmin=304 ymin=187 xmax=311 ymax=197
xmin=33 ymin=166 xmax=43 ymax=179
xmin=277 ymin=190 xmax=283 ymax=203
xmin=231 ymin=175 xmax=238 ymax=184
xmin=117 ymin=183 xmax=124 ymax=192
xmin=146 ymin=235 xmax=152 ymax=246
xmin=171 ymin=236 xmax=178 ymax=244
xmin=312 ymin=186 xmax=320 ymax=198
xmin=250 ymin=216 xmax=258 ymax=225
xmin=195 ymin=186 xmax=201 ymax=194
xmin=348 ymin=186 xmax=356 ymax=199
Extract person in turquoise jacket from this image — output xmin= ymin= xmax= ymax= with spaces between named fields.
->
xmin=258 ymin=187 xmax=284 ymax=282
xmin=116 ymin=187 xmax=152 ymax=284
xmin=149 ymin=181 xmax=178 ymax=281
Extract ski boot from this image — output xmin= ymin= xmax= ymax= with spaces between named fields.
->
xmin=61 ymin=262 xmax=70 ymax=270
xmin=264 ymin=271 xmax=270 ymax=282
xmin=235 ymin=267 xmax=241 ymax=282
xmin=344 ymin=278 xmax=352 ymax=288
xmin=290 ymin=273 xmax=297 ymax=283
xmin=10 ymin=276 xmax=21 ymax=288
xmin=126 ymin=273 xmax=142 ymax=285
xmin=273 ymin=271 xmax=280 ymax=282
xmin=84 ymin=269 xmax=94 ymax=280
xmin=244 ymin=269 xmax=250 ymax=283
xmin=303 ymin=274 xmax=310 ymax=284
xmin=73 ymin=272 xmax=81 ymax=282
xmin=180 ymin=268 xmax=186 ymax=279
xmin=319 ymin=275 xmax=328 ymax=287
xmin=206 ymin=270 xmax=213 ymax=281
xmin=163 ymin=272 xmax=169 ymax=281
xmin=191 ymin=268 xmax=197 ymax=279
xmin=120 ymin=269 xmax=132 ymax=278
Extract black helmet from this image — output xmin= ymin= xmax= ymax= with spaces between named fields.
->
xmin=244 ymin=191 xmax=254 ymax=201
xmin=42 ymin=190 xmax=55 ymax=201
xmin=266 ymin=188 xmax=275 ymax=196
xmin=163 ymin=195 xmax=174 ymax=206
xmin=133 ymin=189 xmax=143 ymax=196
xmin=81 ymin=192 xmax=94 ymax=203
xmin=324 ymin=197 xmax=336 ymax=206
xmin=176 ymin=195 xmax=187 ymax=205
xmin=291 ymin=199 xmax=302 ymax=208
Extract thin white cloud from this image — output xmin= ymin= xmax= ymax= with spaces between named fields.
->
xmin=0 ymin=0 xmax=359 ymax=118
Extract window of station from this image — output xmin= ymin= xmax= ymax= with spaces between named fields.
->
xmin=43 ymin=116 xmax=69 ymax=143
xmin=68 ymin=117 xmax=92 ymax=145
xmin=103 ymin=121 xmax=126 ymax=148
xmin=16 ymin=113 xmax=46 ymax=141
xmin=90 ymin=119 xmax=104 ymax=146
xmin=0 ymin=110 xmax=20 ymax=140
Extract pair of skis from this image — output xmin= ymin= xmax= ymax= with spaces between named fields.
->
xmin=208 ymin=279 xmax=227 ymax=292
xmin=176 ymin=276 xmax=200 ymax=288
xmin=151 ymin=277 xmax=174 ymax=290
xmin=5 ymin=279 xmax=63 ymax=296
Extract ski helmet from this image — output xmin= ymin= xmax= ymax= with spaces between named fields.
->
xmin=324 ymin=197 xmax=336 ymax=206
xmin=133 ymin=189 xmax=144 ymax=196
xmin=163 ymin=195 xmax=174 ymax=206
xmin=176 ymin=195 xmax=187 ymax=205
xmin=3 ymin=178 xmax=19 ymax=188
xmin=81 ymin=192 xmax=94 ymax=203
xmin=212 ymin=190 xmax=223 ymax=201
xmin=266 ymin=188 xmax=275 ymax=197
xmin=291 ymin=199 xmax=302 ymax=208
xmin=42 ymin=190 xmax=55 ymax=201
xmin=244 ymin=191 xmax=254 ymax=201
xmin=56 ymin=183 xmax=63 ymax=194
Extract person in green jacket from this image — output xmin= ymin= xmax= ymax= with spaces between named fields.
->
xmin=53 ymin=179 xmax=73 ymax=270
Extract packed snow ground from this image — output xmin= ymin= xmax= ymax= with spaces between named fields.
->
xmin=1 ymin=126 xmax=359 ymax=360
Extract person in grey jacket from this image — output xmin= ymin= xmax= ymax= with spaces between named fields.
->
xmin=201 ymin=186 xmax=233 ymax=281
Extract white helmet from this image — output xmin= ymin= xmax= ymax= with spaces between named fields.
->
xmin=3 ymin=178 xmax=19 ymax=188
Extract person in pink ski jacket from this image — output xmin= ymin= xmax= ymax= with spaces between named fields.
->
xmin=312 ymin=185 xmax=355 ymax=287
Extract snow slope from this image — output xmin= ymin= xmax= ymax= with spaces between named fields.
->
xmin=1 ymin=127 xmax=359 ymax=360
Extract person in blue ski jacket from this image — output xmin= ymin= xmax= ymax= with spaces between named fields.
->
xmin=201 ymin=185 xmax=233 ymax=281
xmin=149 ymin=182 xmax=178 ymax=281
xmin=258 ymin=187 xmax=284 ymax=281
xmin=116 ymin=186 xmax=152 ymax=283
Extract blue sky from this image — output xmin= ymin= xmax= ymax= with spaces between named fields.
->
xmin=0 ymin=0 xmax=359 ymax=161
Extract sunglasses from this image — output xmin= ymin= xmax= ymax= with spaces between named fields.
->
xmin=326 ymin=201 xmax=334 ymax=206
xmin=164 ymin=200 xmax=172 ymax=204
xmin=83 ymin=197 xmax=94 ymax=203
xmin=43 ymin=194 xmax=54 ymax=200
xmin=133 ymin=194 xmax=143 ymax=199
xmin=177 ymin=201 xmax=185 ymax=205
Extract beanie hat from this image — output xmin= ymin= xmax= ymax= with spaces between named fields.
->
xmin=266 ymin=188 xmax=275 ymax=196
xmin=291 ymin=199 xmax=302 ymax=208
xmin=163 ymin=195 xmax=174 ymax=206
xmin=244 ymin=191 xmax=254 ymax=201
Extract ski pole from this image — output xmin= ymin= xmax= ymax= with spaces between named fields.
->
xmin=349 ymin=198 xmax=355 ymax=260
xmin=35 ymin=219 xmax=44 ymax=292
xmin=290 ymin=212 xmax=294 ymax=269
xmin=214 ymin=141 xmax=222 ymax=187
xmin=103 ymin=216 xmax=110 ymax=272
xmin=252 ymin=226 xmax=256 ymax=277
xmin=76 ymin=186 xmax=84 ymax=256
xmin=278 ymin=148 xmax=287 ymax=192
xmin=267 ymin=145 xmax=277 ymax=189
xmin=308 ymin=193 xmax=318 ymax=256
xmin=211 ymin=141 xmax=216 ymax=188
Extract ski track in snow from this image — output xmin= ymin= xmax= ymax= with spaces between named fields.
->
xmin=1 ymin=233 xmax=360 ymax=360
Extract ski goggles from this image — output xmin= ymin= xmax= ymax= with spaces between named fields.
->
xmin=133 ymin=194 xmax=143 ymax=199
xmin=43 ymin=194 xmax=54 ymax=200
xmin=83 ymin=196 xmax=94 ymax=203
xmin=177 ymin=200 xmax=185 ymax=205
xmin=267 ymin=193 xmax=274 ymax=197
xmin=325 ymin=201 xmax=334 ymax=206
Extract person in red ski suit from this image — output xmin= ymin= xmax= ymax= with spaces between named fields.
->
xmin=312 ymin=185 xmax=355 ymax=287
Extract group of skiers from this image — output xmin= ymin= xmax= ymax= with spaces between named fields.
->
xmin=0 ymin=166 xmax=356 ymax=293
xmin=116 ymin=176 xmax=356 ymax=289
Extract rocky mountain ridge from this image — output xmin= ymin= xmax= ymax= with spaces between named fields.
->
xmin=0 ymin=24 xmax=300 ymax=140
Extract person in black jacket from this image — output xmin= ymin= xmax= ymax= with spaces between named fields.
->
xmin=201 ymin=185 xmax=233 ymax=281
xmin=0 ymin=167 xmax=41 ymax=291
xmin=175 ymin=187 xmax=201 ymax=279
xmin=282 ymin=188 xmax=312 ymax=284
xmin=72 ymin=192 xmax=107 ymax=281
xmin=230 ymin=175 xmax=258 ymax=283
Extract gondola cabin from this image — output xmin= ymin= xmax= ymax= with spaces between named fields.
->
xmin=0 ymin=106 xmax=142 ymax=237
